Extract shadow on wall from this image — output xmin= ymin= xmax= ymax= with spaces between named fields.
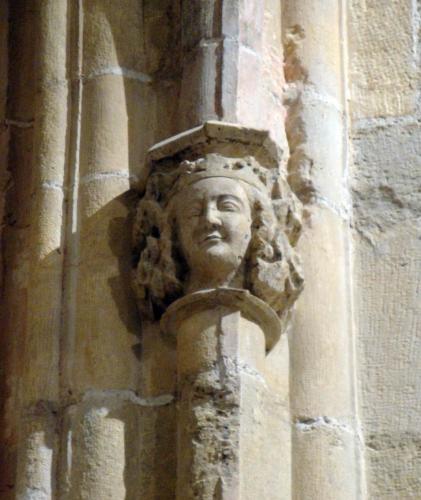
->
xmin=106 ymin=190 xmax=141 ymax=341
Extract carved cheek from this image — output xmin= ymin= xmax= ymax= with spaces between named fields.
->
xmin=222 ymin=214 xmax=251 ymax=243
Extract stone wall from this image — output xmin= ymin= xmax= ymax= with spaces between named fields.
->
xmin=348 ymin=1 xmax=421 ymax=498
xmin=0 ymin=1 xmax=419 ymax=499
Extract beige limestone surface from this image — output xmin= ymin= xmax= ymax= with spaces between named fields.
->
xmin=1 ymin=0 xmax=420 ymax=498
xmin=349 ymin=0 xmax=421 ymax=498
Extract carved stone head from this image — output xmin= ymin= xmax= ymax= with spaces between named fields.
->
xmin=133 ymin=122 xmax=303 ymax=321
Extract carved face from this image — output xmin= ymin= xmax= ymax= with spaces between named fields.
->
xmin=174 ymin=177 xmax=252 ymax=291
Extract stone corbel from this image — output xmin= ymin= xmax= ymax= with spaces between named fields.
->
xmin=133 ymin=121 xmax=303 ymax=498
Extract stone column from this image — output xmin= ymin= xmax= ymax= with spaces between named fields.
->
xmin=134 ymin=122 xmax=303 ymax=499
xmin=161 ymin=289 xmax=280 ymax=500
xmin=12 ymin=1 xmax=69 ymax=497
xmin=178 ymin=0 xmax=264 ymax=130
xmin=282 ymin=0 xmax=363 ymax=498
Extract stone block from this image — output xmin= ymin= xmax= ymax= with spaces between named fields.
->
xmin=353 ymin=224 xmax=421 ymax=498
xmin=236 ymin=44 xmax=263 ymax=129
xmin=348 ymin=0 xmax=417 ymax=118
xmin=16 ymin=403 xmax=58 ymax=499
xmin=364 ymin=431 xmax=421 ymax=499
xmin=66 ymin=179 xmax=140 ymax=393
xmin=351 ymin=121 xmax=421 ymax=243
xmin=239 ymin=372 xmax=272 ymax=500
xmin=33 ymin=82 xmax=68 ymax=186
xmin=137 ymin=321 xmax=176 ymax=397
xmin=80 ymin=75 xmax=155 ymax=182
xmin=142 ymin=0 xmax=181 ymax=76
xmin=261 ymin=0 xmax=287 ymax=148
xmin=181 ymin=0 xmax=220 ymax=52
xmin=292 ymin=420 xmax=358 ymax=500
xmin=238 ymin=1 xmax=264 ymax=51
xmin=177 ymin=309 xmax=219 ymax=378
xmin=82 ymin=0 xmax=145 ymax=76
xmin=82 ymin=0 xmax=179 ymax=77
xmin=20 ymin=186 xmax=65 ymax=405
xmin=37 ymin=0 xmax=67 ymax=85
xmin=263 ymin=393 xmax=291 ymax=500
xmin=62 ymin=396 xmax=176 ymax=499
xmin=264 ymin=333 xmax=289 ymax=397
xmin=283 ymin=0 xmax=343 ymax=102
xmin=287 ymin=90 xmax=347 ymax=209
xmin=290 ymin=206 xmax=353 ymax=419
xmin=352 ymin=119 xmax=421 ymax=497
xmin=178 ymin=44 xmax=220 ymax=129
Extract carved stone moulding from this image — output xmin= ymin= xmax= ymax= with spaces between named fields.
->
xmin=161 ymin=288 xmax=281 ymax=352
xmin=132 ymin=121 xmax=304 ymax=345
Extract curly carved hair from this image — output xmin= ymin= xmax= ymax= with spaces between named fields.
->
xmin=132 ymin=160 xmax=303 ymax=322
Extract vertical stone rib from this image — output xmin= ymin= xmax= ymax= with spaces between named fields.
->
xmin=282 ymin=0 xmax=362 ymax=498
xmin=178 ymin=0 xmax=265 ymax=131
xmin=59 ymin=0 xmax=83 ymax=401
xmin=15 ymin=0 xmax=69 ymax=497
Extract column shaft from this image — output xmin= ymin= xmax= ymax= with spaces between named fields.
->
xmin=14 ymin=1 xmax=69 ymax=497
xmin=282 ymin=0 xmax=363 ymax=498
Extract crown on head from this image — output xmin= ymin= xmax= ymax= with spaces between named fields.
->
xmin=144 ymin=121 xmax=285 ymax=204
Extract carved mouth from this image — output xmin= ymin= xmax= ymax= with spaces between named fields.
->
xmin=201 ymin=233 xmax=223 ymax=244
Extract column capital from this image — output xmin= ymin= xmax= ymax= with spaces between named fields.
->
xmin=161 ymin=287 xmax=282 ymax=352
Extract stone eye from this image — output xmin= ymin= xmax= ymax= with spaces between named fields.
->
xmin=219 ymin=200 xmax=239 ymax=211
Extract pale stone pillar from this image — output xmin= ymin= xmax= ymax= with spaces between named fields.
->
xmin=282 ymin=0 xmax=363 ymax=498
xmin=162 ymin=289 xmax=280 ymax=500
xmin=178 ymin=0 xmax=264 ymax=130
xmin=134 ymin=122 xmax=302 ymax=499
xmin=13 ymin=1 xmax=69 ymax=497
xmin=57 ymin=2 xmax=163 ymax=498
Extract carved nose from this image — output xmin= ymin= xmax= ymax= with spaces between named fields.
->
xmin=203 ymin=206 xmax=221 ymax=226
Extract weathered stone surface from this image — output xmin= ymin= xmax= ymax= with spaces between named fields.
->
xmin=283 ymin=0 xmax=343 ymax=103
xmin=260 ymin=0 xmax=287 ymax=148
xmin=291 ymin=206 xmax=353 ymax=420
xmin=353 ymin=224 xmax=421 ymax=499
xmin=153 ymin=162 xmax=290 ymax=496
xmin=3 ymin=0 xmax=420 ymax=498
xmin=168 ymin=298 xmax=270 ymax=500
xmin=80 ymin=75 xmax=155 ymax=181
xmin=348 ymin=0 xmax=418 ymax=118
xmin=292 ymin=418 xmax=358 ymax=500
xmin=83 ymin=0 xmax=180 ymax=77
xmin=348 ymin=0 xmax=421 ymax=490
xmin=82 ymin=0 xmax=145 ymax=76
xmin=7 ymin=0 xmax=69 ymax=413
xmin=351 ymin=121 xmax=421 ymax=498
xmin=61 ymin=394 xmax=176 ymax=499
xmin=0 ymin=4 xmax=36 ymax=496
xmin=67 ymin=178 xmax=140 ymax=394
xmin=136 ymin=320 xmax=177 ymax=397
xmin=287 ymin=90 xmax=347 ymax=208
xmin=351 ymin=122 xmax=421 ymax=243
xmin=15 ymin=403 xmax=58 ymax=500
xmin=283 ymin=4 xmax=361 ymax=498
xmin=133 ymin=123 xmax=303 ymax=324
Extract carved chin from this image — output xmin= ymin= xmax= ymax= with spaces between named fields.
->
xmin=201 ymin=240 xmax=227 ymax=254
xmin=190 ymin=243 xmax=243 ymax=275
